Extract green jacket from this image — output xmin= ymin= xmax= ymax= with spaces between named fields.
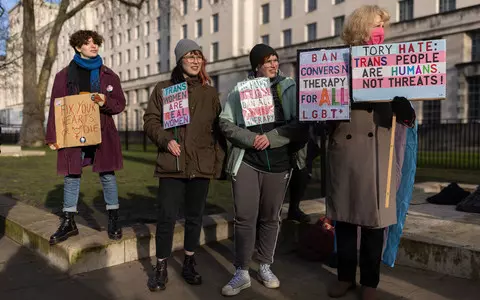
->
xmin=219 ymin=75 xmax=307 ymax=177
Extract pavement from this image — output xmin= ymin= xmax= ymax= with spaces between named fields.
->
xmin=1 ymin=236 xmax=479 ymax=300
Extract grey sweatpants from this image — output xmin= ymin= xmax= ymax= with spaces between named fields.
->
xmin=232 ymin=163 xmax=291 ymax=269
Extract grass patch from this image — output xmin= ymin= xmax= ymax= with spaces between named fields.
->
xmin=417 ymin=151 xmax=480 ymax=169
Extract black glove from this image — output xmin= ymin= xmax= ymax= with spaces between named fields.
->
xmin=392 ymin=96 xmax=415 ymax=127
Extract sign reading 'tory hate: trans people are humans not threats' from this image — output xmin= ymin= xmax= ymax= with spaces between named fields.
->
xmin=237 ymin=77 xmax=275 ymax=127
xmin=162 ymin=82 xmax=190 ymax=129
xmin=298 ymin=47 xmax=351 ymax=121
xmin=351 ymin=39 xmax=447 ymax=102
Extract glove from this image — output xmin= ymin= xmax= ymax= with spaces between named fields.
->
xmin=91 ymin=94 xmax=106 ymax=107
xmin=392 ymin=96 xmax=415 ymax=127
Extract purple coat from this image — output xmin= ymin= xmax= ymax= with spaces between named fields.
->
xmin=45 ymin=65 xmax=126 ymax=176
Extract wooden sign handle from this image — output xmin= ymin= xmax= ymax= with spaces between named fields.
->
xmin=385 ymin=114 xmax=397 ymax=209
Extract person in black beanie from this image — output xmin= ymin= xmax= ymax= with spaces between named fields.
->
xmin=219 ymin=44 xmax=307 ymax=296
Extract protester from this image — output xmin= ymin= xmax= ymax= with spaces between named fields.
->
xmin=324 ymin=6 xmax=416 ymax=300
xmin=143 ymin=39 xmax=225 ymax=292
xmin=219 ymin=44 xmax=307 ymax=296
xmin=45 ymin=30 xmax=125 ymax=245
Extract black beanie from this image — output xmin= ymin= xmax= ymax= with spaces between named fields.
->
xmin=249 ymin=44 xmax=278 ymax=71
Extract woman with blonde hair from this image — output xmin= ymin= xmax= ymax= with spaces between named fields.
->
xmin=325 ymin=5 xmax=415 ymax=300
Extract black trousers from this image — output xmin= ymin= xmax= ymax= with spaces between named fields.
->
xmin=288 ymin=166 xmax=309 ymax=213
xmin=155 ymin=177 xmax=210 ymax=259
xmin=336 ymin=221 xmax=384 ymax=288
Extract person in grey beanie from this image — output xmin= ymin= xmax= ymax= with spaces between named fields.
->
xmin=219 ymin=44 xmax=307 ymax=296
xmin=144 ymin=38 xmax=226 ymax=292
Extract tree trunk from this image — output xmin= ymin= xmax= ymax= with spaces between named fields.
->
xmin=20 ymin=0 xmax=42 ymax=147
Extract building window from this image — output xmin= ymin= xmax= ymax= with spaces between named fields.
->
xmin=283 ymin=29 xmax=292 ymax=46
xmin=135 ymin=25 xmax=140 ymax=39
xmin=439 ymin=0 xmax=456 ymax=13
xmin=334 ymin=0 xmax=344 ymax=4
xmin=308 ymin=0 xmax=317 ymax=12
xmin=471 ymin=30 xmax=480 ymax=61
xmin=157 ymin=39 xmax=161 ymax=54
xmin=262 ymin=4 xmax=269 ymax=24
xmin=283 ymin=0 xmax=292 ymax=18
xmin=212 ymin=14 xmax=219 ymax=32
xmin=211 ymin=42 xmax=219 ymax=61
xmin=145 ymin=42 xmax=150 ymax=57
xmin=117 ymin=52 xmax=122 ymax=65
xmin=197 ymin=0 xmax=202 ymax=10
xmin=146 ymin=0 xmax=150 ymax=14
xmin=126 ymin=49 xmax=131 ymax=63
xmin=182 ymin=24 xmax=188 ymax=39
xmin=157 ymin=17 xmax=161 ymax=31
xmin=157 ymin=62 xmax=161 ymax=73
xmin=109 ymin=36 xmax=114 ymax=48
xmin=145 ymin=21 xmax=150 ymax=35
xmin=117 ymin=33 xmax=122 ymax=45
xmin=399 ymin=0 xmax=414 ymax=21
xmin=182 ymin=0 xmax=188 ymax=15
xmin=136 ymin=67 xmax=141 ymax=78
xmin=119 ymin=71 xmax=122 ymax=81
xmin=127 ymin=70 xmax=131 ymax=80
xmin=307 ymin=22 xmax=317 ymax=41
xmin=196 ymin=19 xmax=203 ymax=37
xmin=211 ymin=75 xmax=218 ymax=88
xmin=468 ymin=76 xmax=480 ymax=119
xmin=333 ymin=16 xmax=344 ymax=36
xmin=135 ymin=46 xmax=140 ymax=60
xmin=127 ymin=29 xmax=131 ymax=42
xmin=145 ymin=65 xmax=150 ymax=76
xmin=261 ymin=35 xmax=269 ymax=45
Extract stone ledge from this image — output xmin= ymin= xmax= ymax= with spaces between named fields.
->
xmin=415 ymin=182 xmax=478 ymax=193
xmin=1 ymin=194 xmax=479 ymax=280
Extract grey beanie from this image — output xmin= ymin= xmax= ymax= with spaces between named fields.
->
xmin=174 ymin=39 xmax=202 ymax=63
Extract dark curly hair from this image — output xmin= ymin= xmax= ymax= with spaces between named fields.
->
xmin=69 ymin=30 xmax=103 ymax=52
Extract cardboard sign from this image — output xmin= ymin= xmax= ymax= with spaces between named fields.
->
xmin=298 ymin=47 xmax=351 ymax=121
xmin=162 ymin=82 xmax=190 ymax=129
xmin=237 ymin=77 xmax=275 ymax=127
xmin=351 ymin=39 xmax=447 ymax=102
xmin=54 ymin=93 xmax=103 ymax=149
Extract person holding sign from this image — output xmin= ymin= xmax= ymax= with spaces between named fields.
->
xmin=325 ymin=6 xmax=416 ymax=300
xmin=144 ymin=39 xmax=226 ymax=292
xmin=45 ymin=30 xmax=126 ymax=245
xmin=219 ymin=44 xmax=307 ymax=296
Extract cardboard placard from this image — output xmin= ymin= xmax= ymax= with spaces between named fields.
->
xmin=351 ymin=39 xmax=447 ymax=102
xmin=237 ymin=77 xmax=275 ymax=127
xmin=54 ymin=93 xmax=103 ymax=149
xmin=298 ymin=47 xmax=351 ymax=121
xmin=162 ymin=82 xmax=190 ymax=129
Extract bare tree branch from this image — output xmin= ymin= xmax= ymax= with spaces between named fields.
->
xmin=117 ymin=0 xmax=146 ymax=9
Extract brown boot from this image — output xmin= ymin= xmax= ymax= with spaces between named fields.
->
xmin=362 ymin=286 xmax=377 ymax=300
xmin=327 ymin=281 xmax=356 ymax=298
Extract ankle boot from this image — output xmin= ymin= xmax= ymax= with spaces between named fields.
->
xmin=182 ymin=254 xmax=202 ymax=285
xmin=148 ymin=259 xmax=168 ymax=291
xmin=108 ymin=209 xmax=122 ymax=240
xmin=49 ymin=212 xmax=79 ymax=245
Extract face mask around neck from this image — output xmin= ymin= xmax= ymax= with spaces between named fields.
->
xmin=366 ymin=27 xmax=385 ymax=45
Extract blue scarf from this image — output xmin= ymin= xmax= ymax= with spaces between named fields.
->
xmin=73 ymin=53 xmax=103 ymax=92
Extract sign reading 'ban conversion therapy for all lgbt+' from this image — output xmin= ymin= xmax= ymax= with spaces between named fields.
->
xmin=298 ymin=47 xmax=351 ymax=121
xmin=351 ymin=39 xmax=447 ymax=102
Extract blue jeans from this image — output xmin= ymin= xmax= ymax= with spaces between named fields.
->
xmin=63 ymin=172 xmax=119 ymax=212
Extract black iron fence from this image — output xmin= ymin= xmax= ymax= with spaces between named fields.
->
xmin=2 ymin=119 xmax=480 ymax=170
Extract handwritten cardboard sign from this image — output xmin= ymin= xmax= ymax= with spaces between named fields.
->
xmin=54 ymin=93 xmax=103 ymax=149
xmin=237 ymin=77 xmax=275 ymax=127
xmin=162 ymin=82 xmax=190 ymax=129
xmin=351 ymin=39 xmax=446 ymax=102
xmin=298 ymin=47 xmax=351 ymax=121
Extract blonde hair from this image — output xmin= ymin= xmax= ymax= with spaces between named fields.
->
xmin=341 ymin=5 xmax=391 ymax=46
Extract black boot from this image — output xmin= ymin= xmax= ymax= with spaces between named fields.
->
xmin=182 ymin=254 xmax=202 ymax=285
xmin=108 ymin=209 xmax=122 ymax=240
xmin=49 ymin=212 xmax=79 ymax=245
xmin=287 ymin=207 xmax=311 ymax=223
xmin=148 ymin=259 xmax=168 ymax=291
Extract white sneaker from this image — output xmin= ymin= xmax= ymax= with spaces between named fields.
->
xmin=221 ymin=268 xmax=251 ymax=296
xmin=257 ymin=263 xmax=280 ymax=289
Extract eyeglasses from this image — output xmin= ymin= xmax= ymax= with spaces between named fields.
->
xmin=184 ymin=55 xmax=204 ymax=63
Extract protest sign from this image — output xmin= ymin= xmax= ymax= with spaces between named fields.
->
xmin=162 ymin=82 xmax=190 ymax=129
xmin=54 ymin=93 xmax=103 ymax=149
xmin=298 ymin=47 xmax=351 ymax=121
xmin=351 ymin=39 xmax=446 ymax=102
xmin=237 ymin=77 xmax=275 ymax=127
